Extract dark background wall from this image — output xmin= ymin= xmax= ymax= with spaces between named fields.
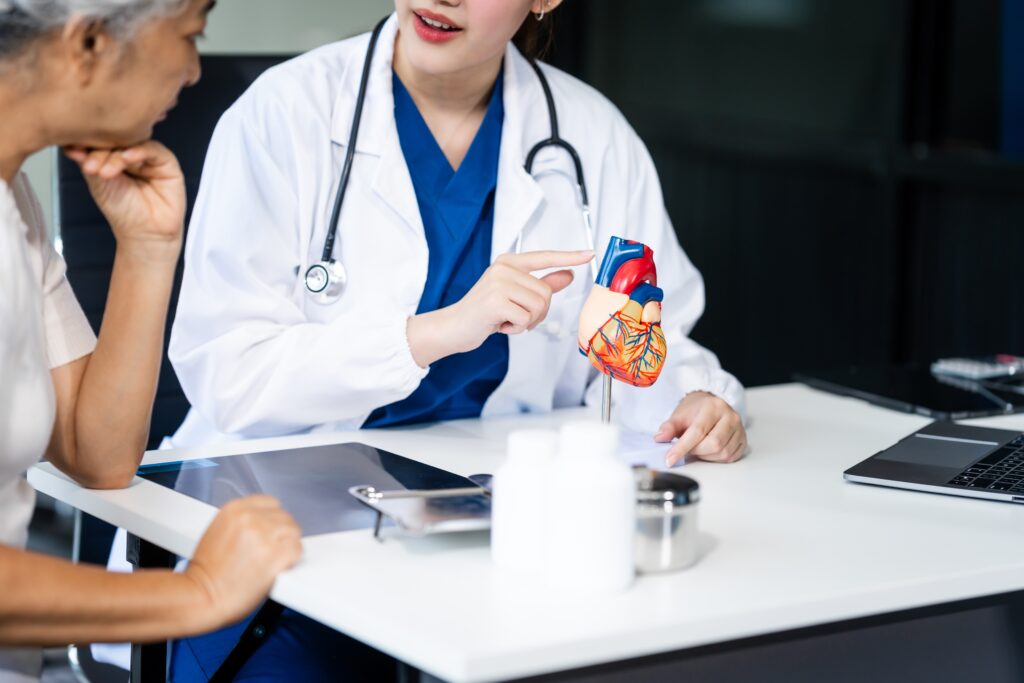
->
xmin=544 ymin=0 xmax=1024 ymax=388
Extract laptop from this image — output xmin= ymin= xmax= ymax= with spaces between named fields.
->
xmin=845 ymin=422 xmax=1024 ymax=504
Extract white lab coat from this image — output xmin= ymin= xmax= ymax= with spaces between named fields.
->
xmin=167 ymin=15 xmax=745 ymax=448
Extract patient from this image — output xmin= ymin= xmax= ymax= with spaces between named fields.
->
xmin=0 ymin=1 xmax=300 ymax=680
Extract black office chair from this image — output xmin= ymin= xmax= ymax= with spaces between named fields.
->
xmin=57 ymin=54 xmax=290 ymax=683
xmin=60 ymin=54 xmax=288 ymax=448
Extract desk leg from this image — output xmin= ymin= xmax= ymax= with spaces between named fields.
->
xmin=397 ymin=662 xmax=418 ymax=683
xmin=126 ymin=533 xmax=175 ymax=683
xmin=397 ymin=663 xmax=446 ymax=683
xmin=1008 ymin=593 xmax=1024 ymax=677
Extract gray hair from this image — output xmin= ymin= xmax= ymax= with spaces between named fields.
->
xmin=0 ymin=0 xmax=187 ymax=59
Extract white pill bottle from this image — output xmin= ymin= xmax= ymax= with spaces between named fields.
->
xmin=544 ymin=421 xmax=636 ymax=594
xmin=491 ymin=429 xmax=559 ymax=574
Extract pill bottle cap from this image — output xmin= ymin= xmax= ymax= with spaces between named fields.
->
xmin=507 ymin=429 xmax=559 ymax=466
xmin=559 ymin=421 xmax=620 ymax=461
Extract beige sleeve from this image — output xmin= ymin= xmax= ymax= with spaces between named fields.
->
xmin=12 ymin=173 xmax=97 ymax=369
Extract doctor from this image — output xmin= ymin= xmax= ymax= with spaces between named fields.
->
xmin=163 ymin=1 xmax=748 ymax=678
xmin=170 ymin=0 xmax=748 ymax=468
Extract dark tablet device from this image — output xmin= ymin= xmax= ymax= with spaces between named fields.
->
xmin=795 ymin=364 xmax=1024 ymax=420
xmin=137 ymin=442 xmax=481 ymax=537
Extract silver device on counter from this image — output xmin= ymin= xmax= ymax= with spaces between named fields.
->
xmin=349 ymin=484 xmax=491 ymax=540
xmin=346 ymin=465 xmax=704 ymax=575
xmin=634 ymin=468 xmax=701 ymax=573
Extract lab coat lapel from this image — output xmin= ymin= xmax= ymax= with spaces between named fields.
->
xmin=484 ymin=48 xmax=570 ymax=418
xmin=491 ymin=46 xmax=546 ymax=260
xmin=330 ymin=14 xmax=424 ymax=240
xmin=371 ymin=117 xmax=424 ymax=240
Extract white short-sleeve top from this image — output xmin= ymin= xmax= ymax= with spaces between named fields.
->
xmin=0 ymin=173 xmax=96 ymax=682
xmin=0 ymin=173 xmax=96 ymax=549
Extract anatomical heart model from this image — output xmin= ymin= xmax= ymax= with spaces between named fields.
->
xmin=577 ymin=237 xmax=667 ymax=388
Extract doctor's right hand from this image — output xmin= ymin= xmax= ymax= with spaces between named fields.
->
xmin=183 ymin=496 xmax=302 ymax=630
xmin=407 ymin=250 xmax=594 ymax=368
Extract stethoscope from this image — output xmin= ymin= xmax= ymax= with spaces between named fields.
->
xmin=305 ymin=15 xmax=597 ymax=306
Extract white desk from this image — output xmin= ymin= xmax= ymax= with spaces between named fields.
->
xmin=29 ymin=384 xmax=1024 ymax=682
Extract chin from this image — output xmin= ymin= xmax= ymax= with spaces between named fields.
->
xmin=401 ymin=35 xmax=465 ymax=75
xmin=411 ymin=53 xmax=467 ymax=79
xmin=114 ymin=126 xmax=155 ymax=148
xmin=74 ymin=127 xmax=152 ymax=151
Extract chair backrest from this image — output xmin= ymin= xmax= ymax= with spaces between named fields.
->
xmin=59 ymin=54 xmax=290 ymax=452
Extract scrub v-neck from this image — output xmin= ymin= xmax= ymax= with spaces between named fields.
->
xmin=364 ymin=67 xmax=509 ymax=427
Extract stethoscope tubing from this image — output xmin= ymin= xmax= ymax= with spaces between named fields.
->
xmin=321 ymin=16 xmax=389 ymax=264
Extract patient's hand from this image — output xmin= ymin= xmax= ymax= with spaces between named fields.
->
xmin=64 ymin=142 xmax=185 ymax=263
xmin=185 ymin=495 xmax=303 ymax=629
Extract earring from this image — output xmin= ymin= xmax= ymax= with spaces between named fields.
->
xmin=536 ymin=1 xmax=548 ymax=21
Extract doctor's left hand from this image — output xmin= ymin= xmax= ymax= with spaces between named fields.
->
xmin=64 ymin=141 xmax=185 ymax=262
xmin=656 ymin=392 xmax=747 ymax=466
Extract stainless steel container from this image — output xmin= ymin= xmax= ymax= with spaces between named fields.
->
xmin=634 ymin=468 xmax=700 ymax=574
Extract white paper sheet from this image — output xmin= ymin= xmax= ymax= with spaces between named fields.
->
xmin=617 ymin=429 xmax=681 ymax=470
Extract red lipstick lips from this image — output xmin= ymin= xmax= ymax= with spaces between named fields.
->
xmin=412 ymin=9 xmax=463 ymax=44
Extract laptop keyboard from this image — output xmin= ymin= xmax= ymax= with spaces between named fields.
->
xmin=947 ymin=435 xmax=1024 ymax=493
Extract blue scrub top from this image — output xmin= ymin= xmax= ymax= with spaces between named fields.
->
xmin=364 ymin=68 xmax=509 ymax=428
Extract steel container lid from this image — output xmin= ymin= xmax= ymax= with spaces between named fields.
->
xmin=635 ymin=468 xmax=700 ymax=507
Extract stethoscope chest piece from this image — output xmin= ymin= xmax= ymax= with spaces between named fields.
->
xmin=305 ymin=260 xmax=347 ymax=304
